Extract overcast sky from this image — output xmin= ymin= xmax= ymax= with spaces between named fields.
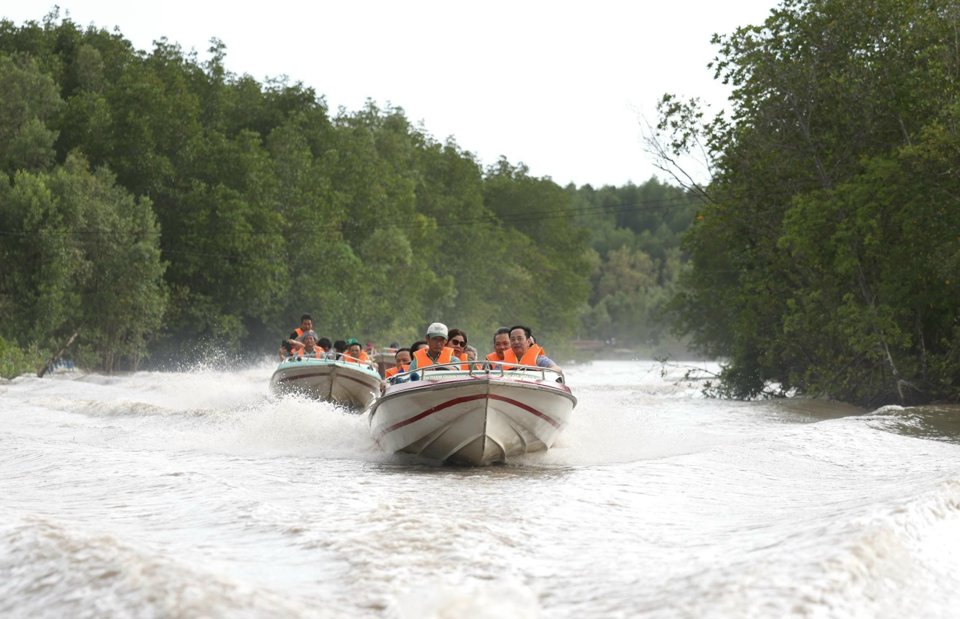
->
xmin=6 ymin=1 xmax=778 ymax=187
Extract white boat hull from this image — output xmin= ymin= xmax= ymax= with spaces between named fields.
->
xmin=369 ymin=366 xmax=576 ymax=465
xmin=270 ymin=358 xmax=381 ymax=410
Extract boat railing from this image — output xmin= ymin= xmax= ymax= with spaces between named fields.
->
xmin=283 ymin=352 xmax=379 ymax=373
xmin=387 ymin=361 xmax=566 ymax=385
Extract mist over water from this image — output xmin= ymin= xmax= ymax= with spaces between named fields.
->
xmin=2 ymin=360 xmax=959 ymax=618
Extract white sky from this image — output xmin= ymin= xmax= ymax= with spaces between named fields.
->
xmin=6 ymin=1 xmax=777 ymax=187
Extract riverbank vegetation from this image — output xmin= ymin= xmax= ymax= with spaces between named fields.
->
xmin=0 ymin=10 xmax=694 ymax=377
xmin=655 ymin=0 xmax=960 ymax=406
xmin=4 ymin=1 xmax=956 ymax=409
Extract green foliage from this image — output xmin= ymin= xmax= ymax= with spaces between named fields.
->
xmin=569 ymin=181 xmax=698 ymax=349
xmin=661 ymin=0 xmax=960 ymax=405
xmin=0 ymin=12 xmax=698 ymax=369
xmin=0 ymin=335 xmax=42 ymax=379
xmin=0 ymin=152 xmax=167 ymax=371
xmin=0 ymin=52 xmax=62 ymax=173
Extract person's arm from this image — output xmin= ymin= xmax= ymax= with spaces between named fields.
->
xmin=406 ymin=357 xmax=421 ymax=381
xmin=536 ymin=354 xmax=561 ymax=371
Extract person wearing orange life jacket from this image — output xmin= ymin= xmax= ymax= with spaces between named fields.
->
xmin=342 ymin=338 xmax=370 ymax=364
xmin=279 ymin=313 xmax=313 ymax=359
xmin=407 ymin=323 xmax=457 ymax=377
xmin=501 ymin=325 xmax=560 ymax=371
xmin=384 ymin=348 xmax=412 ymax=380
xmin=293 ymin=331 xmax=324 ymax=359
xmin=486 ymin=327 xmax=512 ymax=364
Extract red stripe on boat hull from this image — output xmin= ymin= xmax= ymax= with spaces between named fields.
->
xmin=375 ymin=392 xmax=561 ymax=442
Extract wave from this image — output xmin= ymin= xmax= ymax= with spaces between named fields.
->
xmin=0 ymin=512 xmax=325 ymax=619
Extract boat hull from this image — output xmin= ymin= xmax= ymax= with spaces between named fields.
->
xmin=270 ymin=358 xmax=381 ymax=410
xmin=369 ymin=368 xmax=576 ymax=465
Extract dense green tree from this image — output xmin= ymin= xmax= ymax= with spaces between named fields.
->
xmin=0 ymin=152 xmax=166 ymax=371
xmin=660 ymin=0 xmax=960 ymax=404
xmin=0 ymin=11 xmax=700 ymax=371
xmin=0 ymin=52 xmax=61 ymax=173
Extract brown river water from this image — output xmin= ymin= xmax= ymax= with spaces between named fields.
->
xmin=2 ymin=360 xmax=959 ymax=618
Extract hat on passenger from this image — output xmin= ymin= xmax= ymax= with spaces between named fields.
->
xmin=344 ymin=337 xmax=360 ymax=346
xmin=300 ymin=330 xmax=318 ymax=341
xmin=425 ymin=322 xmax=448 ymax=338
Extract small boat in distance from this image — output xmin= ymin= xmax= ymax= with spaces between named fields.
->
xmin=270 ymin=356 xmax=381 ymax=410
xmin=369 ymin=362 xmax=576 ymax=465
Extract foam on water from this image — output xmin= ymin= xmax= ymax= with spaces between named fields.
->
xmin=3 ymin=360 xmax=960 ymax=618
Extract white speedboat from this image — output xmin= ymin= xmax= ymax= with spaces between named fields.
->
xmin=270 ymin=356 xmax=382 ymax=410
xmin=369 ymin=363 xmax=576 ymax=465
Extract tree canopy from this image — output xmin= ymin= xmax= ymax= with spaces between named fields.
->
xmin=658 ymin=0 xmax=960 ymax=406
xmin=0 ymin=10 xmax=694 ymax=374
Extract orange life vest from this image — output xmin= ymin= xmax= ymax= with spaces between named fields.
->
xmin=486 ymin=352 xmax=503 ymax=362
xmin=286 ymin=327 xmax=306 ymax=351
xmin=413 ymin=347 xmax=455 ymax=369
xmin=384 ymin=364 xmax=409 ymax=379
xmin=297 ymin=347 xmax=323 ymax=359
xmin=343 ymin=350 xmax=369 ymax=364
xmin=501 ymin=344 xmax=544 ymax=370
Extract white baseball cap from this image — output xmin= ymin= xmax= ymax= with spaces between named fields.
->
xmin=426 ymin=322 xmax=448 ymax=338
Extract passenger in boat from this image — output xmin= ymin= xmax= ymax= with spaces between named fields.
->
xmin=407 ymin=322 xmax=457 ymax=374
xmin=486 ymin=327 xmax=511 ymax=364
xmin=318 ymin=337 xmax=333 ymax=357
xmin=296 ymin=331 xmax=324 ymax=359
xmin=279 ymin=313 xmax=313 ymax=359
xmin=447 ymin=329 xmax=469 ymax=362
xmin=465 ymin=345 xmax=485 ymax=370
xmin=384 ymin=348 xmax=412 ymax=379
xmin=502 ymin=325 xmax=560 ymax=371
xmin=386 ymin=342 xmax=426 ymax=384
xmin=343 ymin=338 xmax=369 ymax=364
xmin=332 ymin=340 xmax=347 ymax=360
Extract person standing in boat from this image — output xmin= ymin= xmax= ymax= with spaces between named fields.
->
xmin=343 ymin=338 xmax=370 ymax=364
xmin=486 ymin=327 xmax=511 ymax=364
xmin=279 ymin=314 xmax=313 ymax=359
xmin=407 ymin=323 xmax=457 ymax=373
xmin=502 ymin=325 xmax=560 ymax=370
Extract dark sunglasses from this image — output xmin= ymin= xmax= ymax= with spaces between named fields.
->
xmin=449 ymin=338 xmax=466 ymax=346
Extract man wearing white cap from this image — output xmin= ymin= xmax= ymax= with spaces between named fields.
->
xmin=408 ymin=322 xmax=457 ymax=373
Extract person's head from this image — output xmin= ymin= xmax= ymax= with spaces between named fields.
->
xmin=493 ymin=327 xmax=511 ymax=358
xmin=395 ymin=347 xmax=411 ymax=366
xmin=318 ymin=337 xmax=332 ymax=352
xmin=447 ymin=328 xmax=468 ymax=356
xmin=425 ymin=322 xmax=448 ymax=354
xmin=300 ymin=330 xmax=318 ymax=349
xmin=345 ymin=337 xmax=362 ymax=358
xmin=465 ymin=345 xmax=478 ymax=362
xmin=299 ymin=314 xmax=313 ymax=330
xmin=410 ymin=340 xmax=428 ymax=354
xmin=509 ymin=325 xmax=533 ymax=358
xmin=333 ymin=340 xmax=347 ymax=354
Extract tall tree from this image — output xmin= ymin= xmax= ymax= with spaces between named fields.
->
xmin=660 ymin=0 xmax=960 ymax=404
